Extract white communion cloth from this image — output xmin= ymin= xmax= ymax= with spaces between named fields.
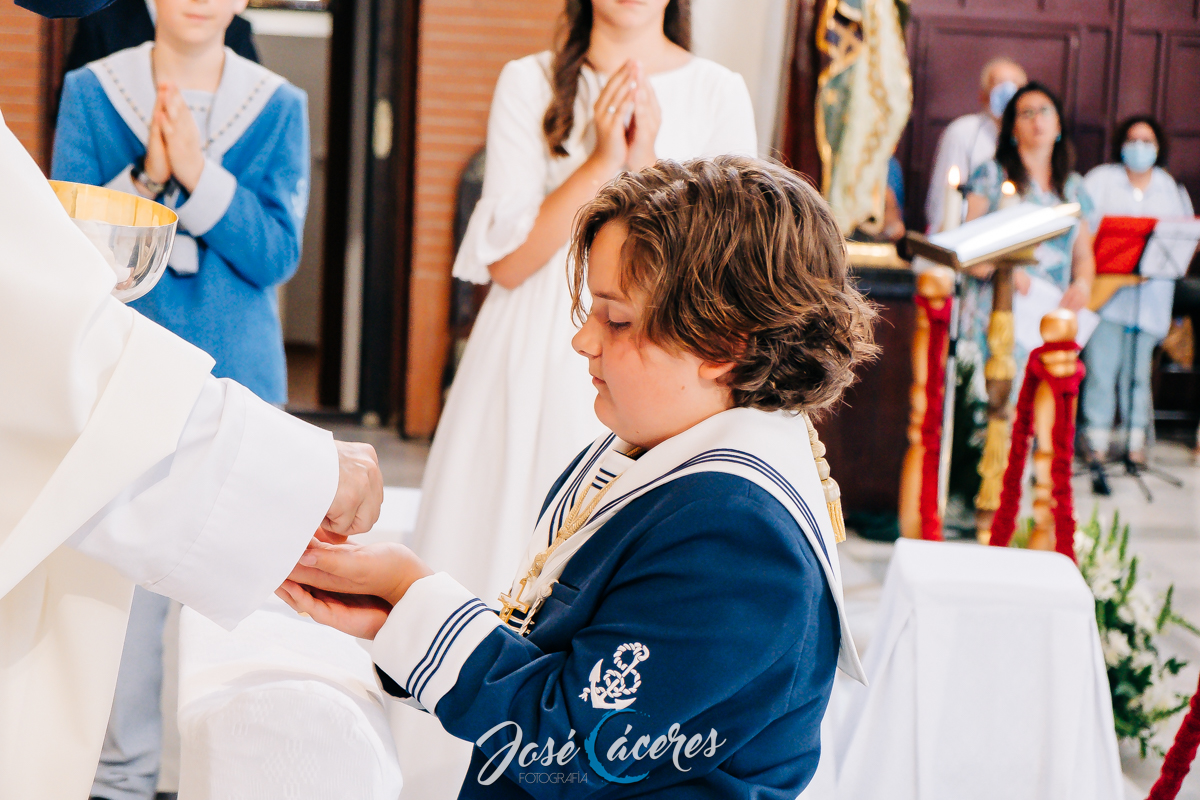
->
xmin=176 ymin=596 xmax=403 ymax=800
xmin=409 ymin=51 xmax=758 ymax=611
xmin=829 ymin=539 xmax=1122 ymax=800
xmin=172 ymin=488 xmax=424 ymax=800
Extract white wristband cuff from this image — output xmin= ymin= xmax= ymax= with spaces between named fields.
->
xmin=176 ymin=159 xmax=237 ymax=236
xmin=369 ymin=573 xmax=501 ymax=712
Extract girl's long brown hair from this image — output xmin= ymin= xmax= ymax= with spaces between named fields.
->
xmin=543 ymin=0 xmax=691 ymax=157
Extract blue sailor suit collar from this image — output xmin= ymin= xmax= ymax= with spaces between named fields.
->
xmin=507 ymin=407 xmax=866 ymax=684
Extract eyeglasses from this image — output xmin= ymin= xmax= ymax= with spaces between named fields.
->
xmin=1016 ymin=106 xmax=1056 ymax=121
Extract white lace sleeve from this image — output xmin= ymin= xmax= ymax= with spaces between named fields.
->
xmin=452 ymin=57 xmax=552 ymax=285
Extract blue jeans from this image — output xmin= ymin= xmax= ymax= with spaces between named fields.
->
xmin=1081 ymin=319 xmax=1159 ymax=453
xmin=92 ymin=587 xmax=170 ymax=800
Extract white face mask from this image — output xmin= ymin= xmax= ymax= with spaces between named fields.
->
xmin=989 ymin=81 xmax=1019 ymax=118
xmin=1121 ymin=140 xmax=1158 ymax=174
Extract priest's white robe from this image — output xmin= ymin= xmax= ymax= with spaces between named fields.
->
xmin=0 ymin=108 xmax=339 ymax=799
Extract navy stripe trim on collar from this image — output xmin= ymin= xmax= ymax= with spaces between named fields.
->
xmin=549 ymin=434 xmax=614 ymax=543
xmin=592 ymin=448 xmax=830 ymax=563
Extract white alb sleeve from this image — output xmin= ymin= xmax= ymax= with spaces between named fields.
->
xmin=69 ymin=376 xmax=339 ymax=629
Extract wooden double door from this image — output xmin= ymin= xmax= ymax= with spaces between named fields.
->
xmin=901 ymin=0 xmax=1200 ymax=232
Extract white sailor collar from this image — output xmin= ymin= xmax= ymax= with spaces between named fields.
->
xmin=506 ymin=408 xmax=866 ymax=683
xmin=88 ymin=41 xmax=286 ymax=161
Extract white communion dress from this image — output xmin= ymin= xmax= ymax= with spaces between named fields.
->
xmin=410 ymin=51 xmax=758 ymax=608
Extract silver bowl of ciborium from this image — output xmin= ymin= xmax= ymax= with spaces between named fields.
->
xmin=49 ymin=180 xmax=177 ymax=303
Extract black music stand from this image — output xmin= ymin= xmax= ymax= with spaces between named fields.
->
xmin=1088 ymin=221 xmax=1198 ymax=499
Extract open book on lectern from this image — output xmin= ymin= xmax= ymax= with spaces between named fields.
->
xmin=907 ymin=202 xmax=1082 ymax=270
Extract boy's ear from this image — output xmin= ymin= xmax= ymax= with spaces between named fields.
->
xmin=696 ymin=334 xmax=745 ymax=382
xmin=697 ymin=360 xmax=736 ymax=382
xmin=232 ymin=0 xmax=249 ymax=14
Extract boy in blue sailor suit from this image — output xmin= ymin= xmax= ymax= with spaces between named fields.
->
xmin=50 ymin=1 xmax=307 ymax=795
xmin=280 ymin=156 xmax=878 ymax=797
xmin=51 ymin=0 xmax=307 ymax=405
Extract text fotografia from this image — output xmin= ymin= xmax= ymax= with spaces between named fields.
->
xmin=518 ymin=773 xmax=588 ymax=784
xmin=475 ymin=710 xmax=725 ymax=786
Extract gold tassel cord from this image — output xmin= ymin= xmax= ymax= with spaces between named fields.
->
xmin=805 ymin=415 xmax=847 ymax=544
xmin=984 ymin=311 xmax=1017 ymax=382
xmin=975 ymin=417 xmax=1010 ymax=511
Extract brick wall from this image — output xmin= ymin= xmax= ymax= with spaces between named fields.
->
xmin=0 ymin=3 xmax=47 ymax=169
xmin=404 ymin=0 xmax=562 ymax=437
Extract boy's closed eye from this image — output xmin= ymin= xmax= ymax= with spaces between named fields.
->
xmin=605 ymin=316 xmax=631 ymax=332
xmin=591 ymin=300 xmax=636 ymax=333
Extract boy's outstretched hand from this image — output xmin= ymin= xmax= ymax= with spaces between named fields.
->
xmin=276 ymin=540 xmax=433 ymax=640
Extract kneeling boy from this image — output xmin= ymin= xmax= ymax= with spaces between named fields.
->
xmin=279 ymin=156 xmax=877 ymax=797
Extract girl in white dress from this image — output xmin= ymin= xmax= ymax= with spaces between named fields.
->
xmin=410 ymin=0 xmax=758 ymax=603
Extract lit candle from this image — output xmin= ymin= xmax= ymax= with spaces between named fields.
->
xmin=999 ymin=180 xmax=1019 ymax=210
xmin=941 ymin=165 xmax=963 ymax=232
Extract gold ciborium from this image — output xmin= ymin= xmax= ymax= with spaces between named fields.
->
xmin=49 ymin=180 xmax=177 ymax=303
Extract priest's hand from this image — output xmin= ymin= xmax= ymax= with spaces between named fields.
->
xmin=277 ymin=539 xmax=434 ymax=639
xmin=157 ymin=81 xmax=206 ymax=193
xmin=319 ymin=441 xmax=384 ymax=542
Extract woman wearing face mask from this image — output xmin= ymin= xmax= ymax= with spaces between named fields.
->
xmin=1080 ymin=117 xmax=1194 ymax=470
xmin=961 ymin=82 xmax=1097 ymax=399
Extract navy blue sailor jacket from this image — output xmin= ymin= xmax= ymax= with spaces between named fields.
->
xmin=371 ymin=448 xmax=841 ymax=798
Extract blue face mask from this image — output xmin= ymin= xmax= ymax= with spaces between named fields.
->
xmin=989 ymin=81 xmax=1019 ymax=119
xmin=1121 ymin=140 xmax=1158 ymax=174
xmin=15 ymin=0 xmax=115 ymax=17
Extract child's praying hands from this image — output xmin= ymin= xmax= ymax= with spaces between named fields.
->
xmin=155 ymin=81 xmax=206 ymax=192
xmin=134 ymin=101 xmax=172 ymax=198
xmin=277 ymin=539 xmax=433 ymax=639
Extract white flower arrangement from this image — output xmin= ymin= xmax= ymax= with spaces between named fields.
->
xmin=1074 ymin=509 xmax=1199 ymax=757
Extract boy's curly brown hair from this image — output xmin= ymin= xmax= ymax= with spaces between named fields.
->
xmin=569 ymin=156 xmax=878 ymax=417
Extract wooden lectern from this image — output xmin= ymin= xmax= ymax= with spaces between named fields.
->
xmin=906 ymin=201 xmax=1082 ymax=543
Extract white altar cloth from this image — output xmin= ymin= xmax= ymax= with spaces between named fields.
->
xmin=177 ymin=596 xmax=404 ymax=799
xmin=829 ymin=539 xmax=1122 ymax=800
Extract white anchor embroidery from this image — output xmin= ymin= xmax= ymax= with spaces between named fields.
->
xmin=580 ymin=642 xmax=650 ymax=709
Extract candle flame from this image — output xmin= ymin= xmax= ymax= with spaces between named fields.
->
xmin=948 ymin=165 xmax=960 ymax=187
xmin=1001 ymin=180 xmax=1017 ymax=196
